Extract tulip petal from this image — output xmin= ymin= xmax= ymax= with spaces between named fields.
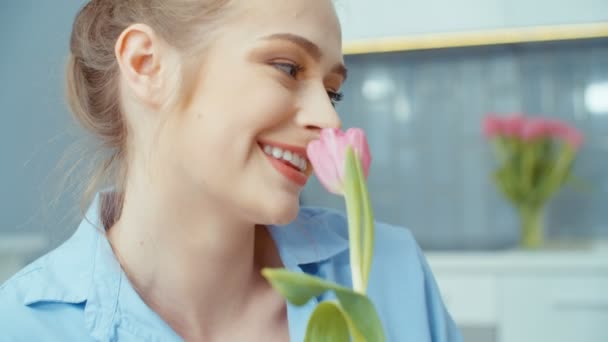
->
xmin=345 ymin=128 xmax=371 ymax=179
xmin=307 ymin=139 xmax=343 ymax=194
xmin=321 ymin=128 xmax=347 ymax=179
xmin=483 ymin=114 xmax=504 ymax=138
xmin=307 ymin=128 xmax=374 ymax=194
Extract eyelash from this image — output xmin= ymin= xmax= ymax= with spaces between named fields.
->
xmin=327 ymin=90 xmax=344 ymax=107
xmin=272 ymin=62 xmax=344 ymax=107
xmin=273 ymin=62 xmax=304 ymax=79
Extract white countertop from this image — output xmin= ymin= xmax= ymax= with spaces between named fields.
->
xmin=426 ymin=241 xmax=608 ymax=273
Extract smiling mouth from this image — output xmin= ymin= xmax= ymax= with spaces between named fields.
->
xmin=258 ymin=141 xmax=310 ymax=186
xmin=258 ymin=142 xmax=308 ymax=172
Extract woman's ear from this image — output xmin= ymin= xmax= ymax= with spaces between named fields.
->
xmin=115 ymin=23 xmax=173 ymax=109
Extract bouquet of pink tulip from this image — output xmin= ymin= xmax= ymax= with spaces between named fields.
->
xmin=482 ymin=113 xmax=584 ymax=248
xmin=262 ymin=128 xmax=386 ymax=341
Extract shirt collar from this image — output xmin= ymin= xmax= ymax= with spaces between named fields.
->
xmin=23 ymin=194 xmax=349 ymax=340
xmin=269 ymin=207 xmax=349 ymax=269
xmin=22 ymin=195 xmax=102 ymax=307
xmin=22 ymin=194 xmax=121 ymax=340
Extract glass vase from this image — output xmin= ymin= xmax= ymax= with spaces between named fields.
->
xmin=518 ymin=205 xmax=545 ymax=249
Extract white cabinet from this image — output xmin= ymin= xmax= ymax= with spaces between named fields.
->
xmin=427 ymin=245 xmax=608 ymax=342
xmin=500 ymin=276 xmax=608 ymax=342
xmin=437 ymin=274 xmax=498 ymax=326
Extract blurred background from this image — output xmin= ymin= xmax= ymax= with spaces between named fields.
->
xmin=2 ymin=1 xmax=608 ymax=341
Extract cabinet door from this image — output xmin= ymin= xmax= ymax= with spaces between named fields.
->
xmin=500 ymin=275 xmax=608 ymax=342
xmin=434 ymin=273 xmax=498 ymax=326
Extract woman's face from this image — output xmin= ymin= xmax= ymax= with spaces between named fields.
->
xmin=160 ymin=0 xmax=345 ymax=224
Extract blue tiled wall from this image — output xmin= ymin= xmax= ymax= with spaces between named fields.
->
xmin=301 ymin=38 xmax=608 ymax=250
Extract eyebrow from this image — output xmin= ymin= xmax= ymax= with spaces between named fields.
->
xmin=261 ymin=33 xmax=348 ymax=82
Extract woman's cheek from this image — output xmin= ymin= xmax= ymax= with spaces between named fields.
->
xmin=246 ymin=82 xmax=298 ymax=122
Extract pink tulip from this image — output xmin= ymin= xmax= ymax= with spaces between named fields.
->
xmin=556 ymin=126 xmax=584 ymax=150
xmin=535 ymin=118 xmax=583 ymax=150
xmin=521 ymin=117 xmax=553 ymax=141
xmin=544 ymin=119 xmax=568 ymax=136
xmin=503 ymin=114 xmax=526 ymax=138
xmin=563 ymin=129 xmax=584 ymax=150
xmin=307 ymin=128 xmax=372 ymax=195
xmin=482 ymin=114 xmax=504 ymax=139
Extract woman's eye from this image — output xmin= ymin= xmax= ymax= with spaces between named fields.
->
xmin=327 ymin=90 xmax=344 ymax=107
xmin=273 ymin=62 xmax=302 ymax=79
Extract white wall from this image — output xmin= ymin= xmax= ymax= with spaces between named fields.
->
xmin=336 ymin=0 xmax=608 ymax=41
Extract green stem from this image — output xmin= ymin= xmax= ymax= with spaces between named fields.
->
xmin=521 ymin=140 xmax=537 ymax=198
xmin=354 ymin=154 xmax=374 ymax=293
xmin=519 ymin=205 xmax=545 ymax=249
xmin=344 ymin=148 xmax=363 ymax=293
xmin=536 ymin=145 xmax=575 ymax=204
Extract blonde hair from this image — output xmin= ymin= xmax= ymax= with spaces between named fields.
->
xmin=66 ymin=0 xmax=232 ymax=228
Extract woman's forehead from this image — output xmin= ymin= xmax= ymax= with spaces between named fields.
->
xmin=224 ymin=0 xmax=343 ymax=57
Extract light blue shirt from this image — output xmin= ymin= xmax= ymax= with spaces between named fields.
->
xmin=1 ymin=196 xmax=462 ymax=341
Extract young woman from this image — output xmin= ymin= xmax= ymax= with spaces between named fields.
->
xmin=0 ymin=0 xmax=462 ymax=341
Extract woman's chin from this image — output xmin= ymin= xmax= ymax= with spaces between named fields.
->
xmin=263 ymin=201 xmax=300 ymax=226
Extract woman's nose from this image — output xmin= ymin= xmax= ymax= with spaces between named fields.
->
xmin=295 ymin=88 xmax=342 ymax=132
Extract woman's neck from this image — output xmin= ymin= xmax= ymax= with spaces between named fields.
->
xmin=105 ymin=170 xmax=283 ymax=339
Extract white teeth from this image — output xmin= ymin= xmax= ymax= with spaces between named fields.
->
xmin=264 ymin=145 xmax=272 ymax=155
xmin=290 ymin=155 xmax=306 ymax=172
xmin=291 ymin=154 xmax=300 ymax=166
xmin=282 ymin=150 xmax=292 ymax=162
xmin=288 ymin=154 xmax=305 ymax=172
xmin=272 ymin=147 xmax=283 ymax=158
xmin=262 ymin=144 xmax=307 ymax=172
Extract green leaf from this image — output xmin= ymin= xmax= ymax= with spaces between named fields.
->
xmin=262 ymin=268 xmax=386 ymax=342
xmin=261 ymin=268 xmax=342 ymax=306
xmin=304 ymin=301 xmax=351 ymax=342
xmin=334 ymin=288 xmax=386 ymax=342
xmin=535 ymin=144 xmax=575 ymax=205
